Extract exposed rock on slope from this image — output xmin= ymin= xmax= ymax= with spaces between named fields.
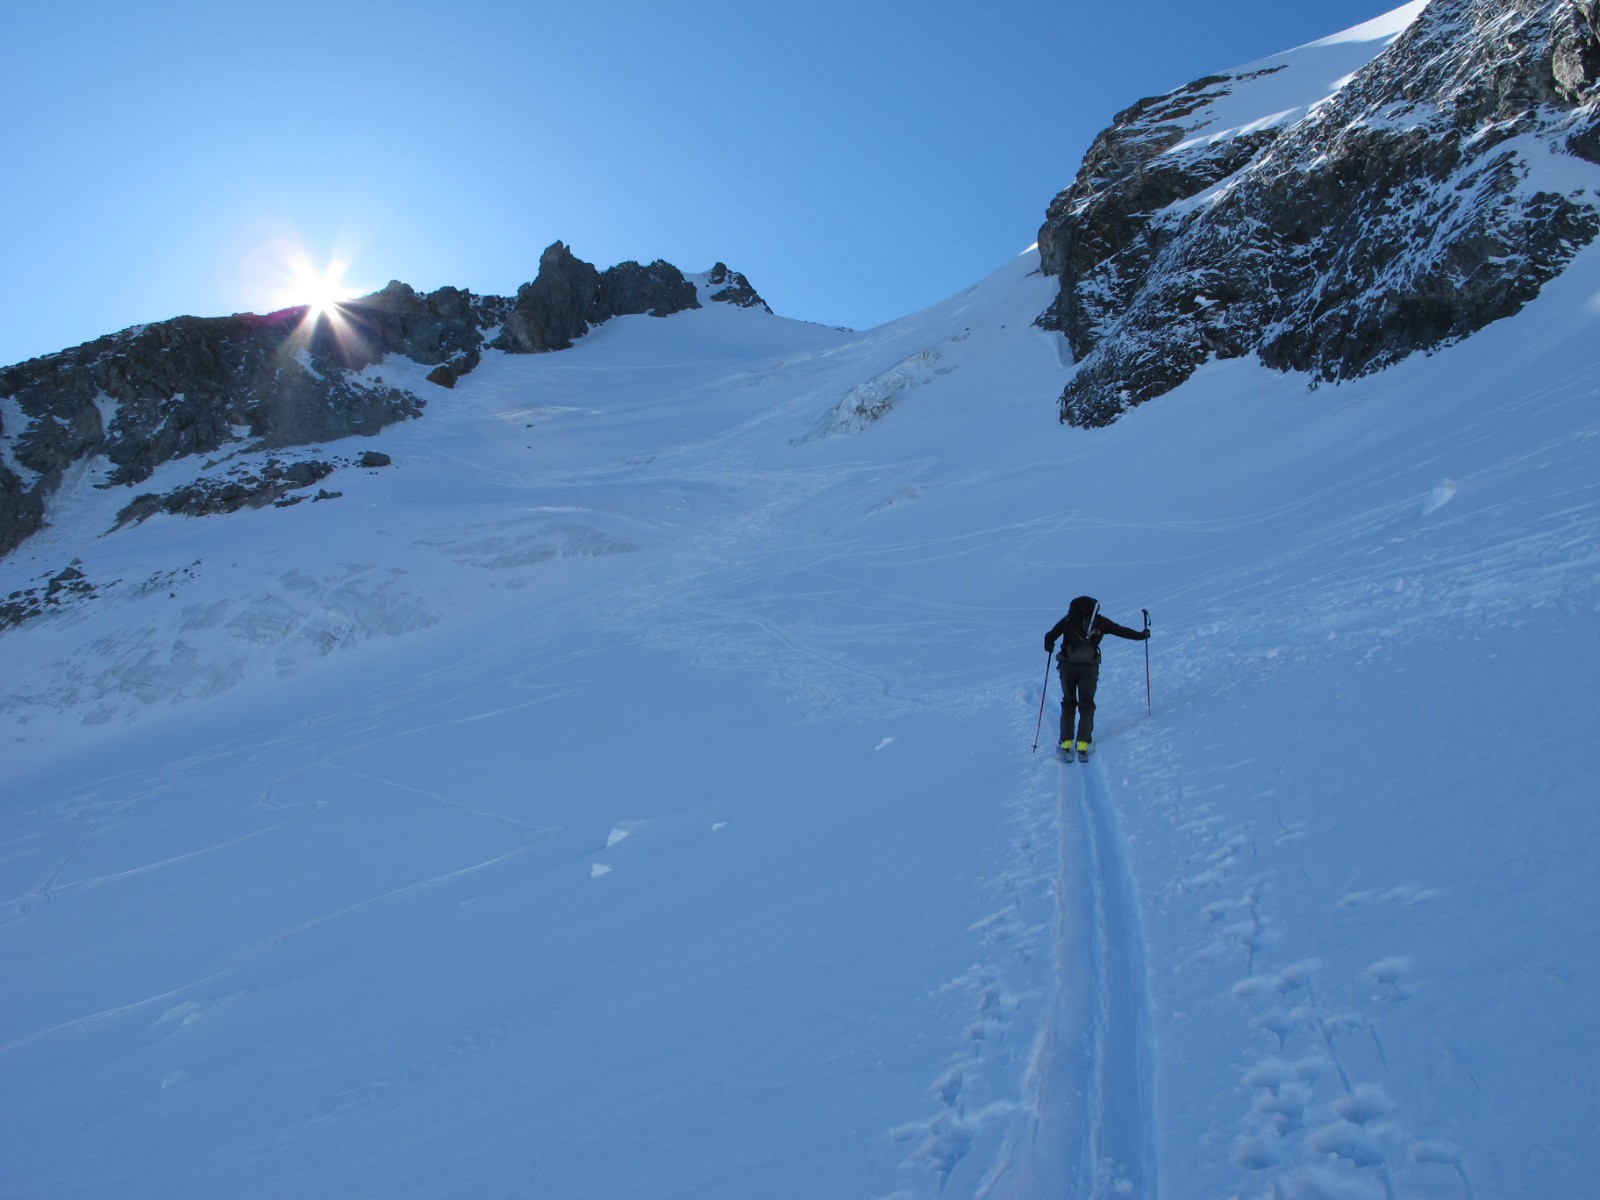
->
xmin=706 ymin=263 xmax=773 ymax=312
xmin=491 ymin=242 xmax=703 ymax=353
xmin=0 ymin=311 xmax=427 ymax=555
xmin=0 ymin=245 xmax=766 ymax=556
xmin=1039 ymin=0 xmax=1600 ymax=426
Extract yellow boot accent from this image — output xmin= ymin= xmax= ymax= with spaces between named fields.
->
xmin=1076 ymin=740 xmax=1091 ymax=754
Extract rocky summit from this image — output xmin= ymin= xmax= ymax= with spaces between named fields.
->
xmin=490 ymin=242 xmax=703 ymax=355
xmin=0 ymin=245 xmax=765 ymax=557
xmin=1038 ymin=0 xmax=1600 ymax=426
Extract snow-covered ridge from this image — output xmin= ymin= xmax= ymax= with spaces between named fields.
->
xmin=1159 ymin=0 xmax=1427 ymax=155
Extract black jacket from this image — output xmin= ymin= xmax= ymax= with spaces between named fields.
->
xmin=1045 ymin=612 xmax=1147 ymax=666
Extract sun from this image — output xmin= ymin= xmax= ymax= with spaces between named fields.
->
xmin=276 ymin=251 xmax=358 ymax=319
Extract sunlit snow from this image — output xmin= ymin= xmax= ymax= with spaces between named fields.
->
xmin=4 ymin=235 xmax=1597 ymax=1197
xmin=1164 ymin=0 xmax=1426 ymax=156
xmin=3 ymin=4 xmax=1598 ymax=1192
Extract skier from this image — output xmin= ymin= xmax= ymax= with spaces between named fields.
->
xmin=1044 ymin=596 xmax=1149 ymax=761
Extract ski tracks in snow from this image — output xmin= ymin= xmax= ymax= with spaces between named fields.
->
xmin=1068 ymin=758 xmax=1160 ymax=1199
xmin=978 ymin=756 xmax=1159 ymax=1200
xmin=887 ymin=742 xmax=1162 ymax=1200
xmin=953 ymin=755 xmax=1158 ymax=1196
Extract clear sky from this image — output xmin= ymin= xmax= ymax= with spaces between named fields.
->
xmin=1 ymin=0 xmax=1408 ymax=368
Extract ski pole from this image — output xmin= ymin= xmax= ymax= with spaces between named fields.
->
xmin=1142 ymin=608 xmax=1152 ymax=716
xmin=1031 ymin=648 xmax=1052 ymax=752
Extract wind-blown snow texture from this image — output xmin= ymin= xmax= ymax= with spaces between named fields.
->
xmin=4 ymin=26 xmax=1600 ymax=1200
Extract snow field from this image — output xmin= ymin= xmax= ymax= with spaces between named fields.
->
xmin=2 ymin=226 xmax=1598 ymax=1199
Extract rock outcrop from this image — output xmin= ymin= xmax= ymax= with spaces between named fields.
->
xmin=0 ymin=311 xmax=427 ymax=555
xmin=0 ymin=245 xmax=767 ymax=556
xmin=706 ymin=263 xmax=772 ymax=312
xmin=492 ymin=242 xmax=701 ymax=353
xmin=1038 ymin=0 xmax=1600 ymax=426
xmin=111 ymin=457 xmax=341 ymax=530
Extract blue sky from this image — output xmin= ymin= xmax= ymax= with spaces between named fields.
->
xmin=1 ymin=0 xmax=1406 ymax=367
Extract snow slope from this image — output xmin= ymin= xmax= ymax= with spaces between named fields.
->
xmin=5 ymin=235 xmax=1597 ymax=1198
xmin=1164 ymin=0 xmax=1427 ymax=157
xmin=3 ymin=11 xmax=1598 ymax=1191
xmin=1164 ymin=0 xmax=1427 ymax=156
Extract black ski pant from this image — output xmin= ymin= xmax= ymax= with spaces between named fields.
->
xmin=1058 ymin=662 xmax=1099 ymax=746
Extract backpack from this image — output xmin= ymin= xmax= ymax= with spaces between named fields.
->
xmin=1061 ymin=595 xmax=1100 ymax=664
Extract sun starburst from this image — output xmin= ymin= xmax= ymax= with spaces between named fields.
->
xmin=275 ymin=252 xmax=357 ymax=319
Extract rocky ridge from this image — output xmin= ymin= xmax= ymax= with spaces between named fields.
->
xmin=0 ymin=243 xmax=766 ymax=556
xmin=1038 ymin=0 xmax=1600 ymax=425
xmin=705 ymin=263 xmax=772 ymax=312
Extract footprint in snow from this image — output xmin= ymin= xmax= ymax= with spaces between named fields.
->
xmin=1231 ymin=1133 xmax=1283 ymax=1170
xmin=1304 ymin=1118 xmax=1398 ymax=1168
xmin=1232 ymin=958 xmax=1321 ymax=999
xmin=1411 ymin=1140 xmax=1476 ymax=1195
xmin=1333 ymin=1082 xmax=1395 ymax=1124
xmin=1364 ymin=956 xmax=1417 ymax=1001
xmin=1240 ymin=1055 xmax=1331 ymax=1092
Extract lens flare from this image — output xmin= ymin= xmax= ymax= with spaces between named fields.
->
xmin=238 ymin=236 xmax=373 ymax=366
xmin=274 ymin=252 xmax=357 ymax=319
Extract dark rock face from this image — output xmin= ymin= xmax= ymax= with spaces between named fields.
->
xmin=1039 ymin=0 xmax=1600 ymax=426
xmin=0 ymin=311 xmax=425 ymax=554
xmin=1 ymin=244 xmax=767 ymax=557
xmin=1553 ymin=0 xmax=1600 ymax=103
xmin=349 ymin=281 xmax=489 ymax=378
xmin=492 ymin=242 xmax=702 ymax=353
xmin=3 ymin=557 xmax=201 ymax=631
xmin=113 ymin=458 xmax=338 ymax=529
xmin=706 ymin=263 xmax=773 ymax=312
xmin=494 ymin=242 xmax=605 ymax=353
xmin=599 ymin=259 xmax=700 ymax=319
xmin=4 ymin=559 xmax=105 ymax=630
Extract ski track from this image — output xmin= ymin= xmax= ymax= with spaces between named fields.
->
xmin=1074 ymin=757 xmax=1160 ymax=1200
xmin=977 ymin=751 xmax=1159 ymax=1200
